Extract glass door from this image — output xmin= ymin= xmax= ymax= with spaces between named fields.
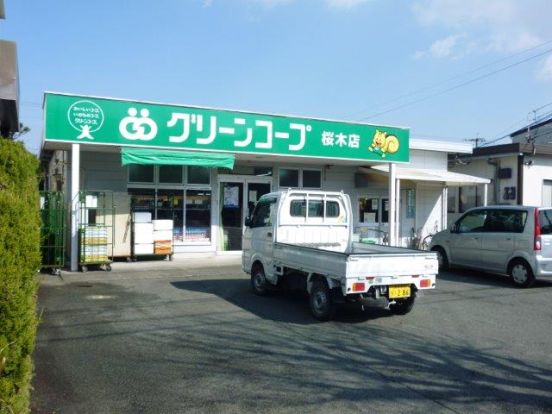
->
xmin=219 ymin=177 xmax=272 ymax=251
xmin=220 ymin=182 xmax=244 ymax=251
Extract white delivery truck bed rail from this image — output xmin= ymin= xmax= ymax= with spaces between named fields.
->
xmin=274 ymin=241 xmax=437 ymax=279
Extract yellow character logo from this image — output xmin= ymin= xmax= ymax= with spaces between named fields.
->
xmin=368 ymin=130 xmax=400 ymax=158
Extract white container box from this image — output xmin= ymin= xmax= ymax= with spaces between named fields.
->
xmin=153 ymin=230 xmax=173 ymax=241
xmin=134 ymin=243 xmax=154 ymax=255
xmin=133 ymin=212 xmax=152 ymax=223
xmin=152 ymin=220 xmax=173 ymax=231
xmin=134 ymin=223 xmax=154 ymax=244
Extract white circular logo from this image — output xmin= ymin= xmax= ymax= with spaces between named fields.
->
xmin=67 ymin=100 xmax=105 ymax=139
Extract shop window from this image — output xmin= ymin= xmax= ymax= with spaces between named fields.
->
xmin=303 ymin=170 xmax=321 ymax=188
xmin=459 ymin=186 xmax=481 ymax=213
xmin=280 ymin=168 xmax=299 ymax=188
xmin=359 ymin=197 xmax=379 ymax=223
xmin=406 ymin=189 xmax=416 ymax=219
xmin=185 ymin=189 xmax=211 ymax=242
xmin=381 ymin=199 xmax=389 ymax=223
xmin=157 ymin=190 xmax=184 ymax=242
xmin=129 ymin=188 xmax=156 ymax=218
xmin=159 ymin=165 xmax=183 ymax=184
xmin=128 ymin=165 xmax=154 ymax=183
xmin=188 ymin=166 xmax=210 ymax=185
xmin=447 ymin=189 xmax=457 ymax=214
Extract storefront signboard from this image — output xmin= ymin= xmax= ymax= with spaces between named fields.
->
xmin=44 ymin=93 xmax=410 ymax=163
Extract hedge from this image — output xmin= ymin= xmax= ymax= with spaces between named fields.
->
xmin=0 ymin=140 xmax=41 ymax=414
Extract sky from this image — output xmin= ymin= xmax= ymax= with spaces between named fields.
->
xmin=1 ymin=0 xmax=552 ymax=154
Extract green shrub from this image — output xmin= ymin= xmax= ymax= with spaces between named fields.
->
xmin=0 ymin=140 xmax=41 ymax=414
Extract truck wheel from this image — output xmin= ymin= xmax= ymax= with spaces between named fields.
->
xmin=251 ymin=264 xmax=270 ymax=296
xmin=389 ymin=296 xmax=415 ymax=315
xmin=431 ymin=247 xmax=448 ymax=271
xmin=509 ymin=259 xmax=535 ymax=288
xmin=309 ymin=280 xmax=335 ymax=321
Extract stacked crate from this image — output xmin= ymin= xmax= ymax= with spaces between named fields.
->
xmin=133 ymin=212 xmax=154 ymax=255
xmin=132 ymin=214 xmax=173 ymax=258
xmin=153 ymin=220 xmax=173 ymax=255
xmin=80 ymin=227 xmax=109 ymax=263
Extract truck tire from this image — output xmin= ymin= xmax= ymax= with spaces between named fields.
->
xmin=389 ymin=296 xmax=415 ymax=315
xmin=251 ymin=264 xmax=270 ymax=296
xmin=309 ymin=279 xmax=335 ymax=321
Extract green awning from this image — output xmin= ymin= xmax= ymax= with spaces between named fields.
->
xmin=121 ymin=148 xmax=234 ymax=169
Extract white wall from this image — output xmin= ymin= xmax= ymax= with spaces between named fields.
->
xmin=522 ymin=155 xmax=552 ymax=206
xmin=416 ymin=183 xmax=443 ymax=238
xmin=409 ymin=149 xmax=448 ymax=170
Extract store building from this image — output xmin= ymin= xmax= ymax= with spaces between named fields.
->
xmin=40 ymin=92 xmax=488 ymax=271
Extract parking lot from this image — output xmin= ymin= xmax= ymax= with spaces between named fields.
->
xmin=32 ymin=256 xmax=552 ymax=413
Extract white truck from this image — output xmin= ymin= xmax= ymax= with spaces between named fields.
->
xmin=242 ymin=190 xmax=438 ymax=321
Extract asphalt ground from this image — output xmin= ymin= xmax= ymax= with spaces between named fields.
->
xmin=32 ymin=256 xmax=552 ymax=413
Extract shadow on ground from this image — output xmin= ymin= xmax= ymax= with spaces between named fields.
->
xmin=171 ymin=278 xmax=392 ymax=325
xmin=438 ymin=267 xmax=552 ymax=289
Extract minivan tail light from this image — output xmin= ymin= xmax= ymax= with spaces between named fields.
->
xmin=534 ymin=209 xmax=542 ymax=251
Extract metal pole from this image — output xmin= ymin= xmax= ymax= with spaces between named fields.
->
xmin=389 ymin=163 xmax=396 ymax=246
xmin=70 ymin=143 xmax=80 ymax=271
xmin=442 ymin=186 xmax=448 ymax=230
xmin=395 ymin=178 xmax=401 ymax=245
xmin=483 ymin=184 xmax=488 ymax=206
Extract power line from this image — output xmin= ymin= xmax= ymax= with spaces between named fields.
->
xmin=350 ymin=38 xmax=552 ymax=120
xmin=357 ymin=46 xmax=552 ymax=121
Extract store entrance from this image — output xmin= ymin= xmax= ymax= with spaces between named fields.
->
xmin=219 ymin=177 xmax=271 ymax=251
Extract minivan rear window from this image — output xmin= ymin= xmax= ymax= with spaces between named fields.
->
xmin=539 ymin=209 xmax=552 ymax=234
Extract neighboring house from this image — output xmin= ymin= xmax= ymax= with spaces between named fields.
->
xmin=0 ymin=0 xmax=20 ymax=137
xmin=448 ymin=117 xmax=552 ymax=224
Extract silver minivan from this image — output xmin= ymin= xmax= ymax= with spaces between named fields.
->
xmin=430 ymin=205 xmax=552 ymax=287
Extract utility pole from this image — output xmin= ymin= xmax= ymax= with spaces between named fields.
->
xmin=464 ymin=136 xmax=486 ymax=148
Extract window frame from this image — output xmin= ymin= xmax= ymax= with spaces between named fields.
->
xmin=278 ymin=167 xmax=322 ymax=189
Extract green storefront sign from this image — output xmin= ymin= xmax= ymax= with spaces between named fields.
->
xmin=44 ymin=93 xmax=409 ymax=163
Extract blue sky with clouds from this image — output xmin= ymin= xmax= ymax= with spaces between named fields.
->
xmin=2 ymin=0 xmax=552 ymax=153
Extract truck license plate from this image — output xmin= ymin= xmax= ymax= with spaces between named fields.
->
xmin=389 ymin=285 xmax=411 ymax=299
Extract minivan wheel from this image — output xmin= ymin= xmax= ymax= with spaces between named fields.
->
xmin=431 ymin=247 xmax=449 ymax=271
xmin=509 ymin=260 xmax=535 ymax=288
